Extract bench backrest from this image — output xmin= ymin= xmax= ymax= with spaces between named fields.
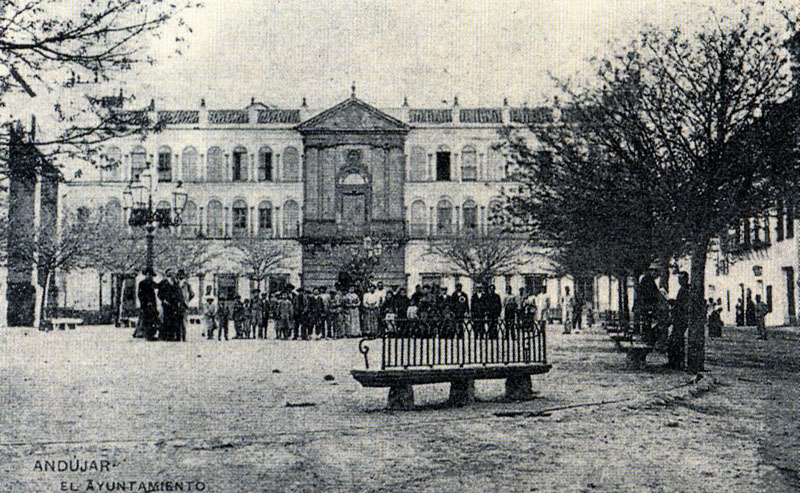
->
xmin=367 ymin=318 xmax=547 ymax=370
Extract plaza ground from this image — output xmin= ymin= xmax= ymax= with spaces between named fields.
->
xmin=1 ymin=323 xmax=797 ymax=493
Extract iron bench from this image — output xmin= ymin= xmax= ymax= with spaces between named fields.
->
xmin=351 ymin=319 xmax=552 ymax=409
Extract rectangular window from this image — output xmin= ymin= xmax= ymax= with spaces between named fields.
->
xmin=232 ymin=152 xmax=245 ymax=181
xmin=463 ymin=207 xmax=477 ymax=230
xmin=776 ymin=198 xmax=785 ymax=241
xmin=786 ymin=193 xmax=795 ymax=239
xmin=763 ymin=213 xmax=771 ymax=244
xmin=232 ymin=207 xmax=247 ymax=236
xmin=157 ymin=153 xmax=171 ymax=182
xmin=258 ymin=208 xmax=272 ymax=234
xmin=131 ymin=151 xmax=147 ymax=181
xmin=259 ymin=152 xmax=272 ymax=181
xmin=436 ymin=152 xmax=451 ymax=181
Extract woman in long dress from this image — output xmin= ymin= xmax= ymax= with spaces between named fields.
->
xmin=362 ymin=284 xmax=381 ymax=337
xmin=344 ymin=286 xmax=361 ymax=337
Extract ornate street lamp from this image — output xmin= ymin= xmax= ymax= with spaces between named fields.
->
xmin=122 ymin=165 xmax=188 ymax=273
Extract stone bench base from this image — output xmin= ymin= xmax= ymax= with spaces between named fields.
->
xmin=352 ymin=363 xmax=552 ymax=410
xmin=47 ymin=319 xmax=83 ymax=331
xmin=624 ymin=344 xmax=653 ymax=369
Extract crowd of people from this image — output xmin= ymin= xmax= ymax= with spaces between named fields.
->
xmin=135 ymin=267 xmax=194 ymax=341
xmin=196 ymin=280 xmax=543 ymax=341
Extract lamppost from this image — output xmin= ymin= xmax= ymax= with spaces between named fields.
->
xmin=122 ymin=168 xmax=188 ymax=273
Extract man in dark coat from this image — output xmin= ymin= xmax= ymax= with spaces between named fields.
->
xmin=637 ymin=264 xmax=665 ymax=345
xmin=157 ymin=269 xmax=180 ymax=341
xmin=137 ymin=268 xmax=159 ymax=340
xmin=668 ymin=271 xmax=690 ymax=369
xmin=485 ymin=284 xmax=503 ymax=338
xmin=471 ymin=284 xmax=486 ymax=335
xmin=449 ymin=283 xmax=470 ymax=335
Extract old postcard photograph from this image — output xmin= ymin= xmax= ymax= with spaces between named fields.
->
xmin=0 ymin=0 xmax=798 ymax=491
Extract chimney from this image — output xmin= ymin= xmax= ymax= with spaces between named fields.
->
xmin=300 ymin=97 xmax=309 ymax=121
xmin=199 ymin=97 xmax=208 ymax=125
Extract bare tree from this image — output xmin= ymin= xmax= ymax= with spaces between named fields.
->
xmin=11 ymin=206 xmax=104 ymax=328
xmin=228 ymin=238 xmax=289 ymax=291
xmin=424 ymin=234 xmax=527 ymax=286
xmin=0 ymin=0 xmax=197 ymax=176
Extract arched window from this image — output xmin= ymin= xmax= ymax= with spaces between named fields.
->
xmin=409 ymin=200 xmax=427 ymax=236
xmin=436 ymin=145 xmax=451 ymax=181
xmin=131 ymin=145 xmax=147 ymax=181
xmin=283 ymin=199 xmax=299 ymax=237
xmin=104 ymin=146 xmax=122 ymax=181
xmin=258 ymin=201 xmax=273 ymax=236
xmin=155 ymin=200 xmax=172 ymax=225
xmin=409 ymin=146 xmax=427 ymax=181
xmin=283 ymin=146 xmax=299 ymax=182
xmin=157 ymin=146 xmax=172 ymax=182
xmin=462 ymin=199 xmax=478 ymax=230
xmin=207 ymin=147 xmax=224 ymax=182
xmin=437 ymin=199 xmax=453 ymax=233
xmin=104 ymin=199 xmax=122 ymax=225
xmin=181 ymin=146 xmax=198 ymax=182
xmin=232 ymin=199 xmax=248 ymax=237
xmin=461 ymin=145 xmax=477 ymax=182
xmin=232 ymin=146 xmax=248 ymax=182
xmin=182 ymin=200 xmax=198 ymax=236
xmin=487 ymin=147 xmax=505 ymax=181
xmin=258 ymin=146 xmax=273 ymax=182
xmin=206 ymin=200 xmax=224 ymax=237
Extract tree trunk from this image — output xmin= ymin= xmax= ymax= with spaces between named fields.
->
xmin=117 ymin=275 xmax=126 ymax=326
xmin=36 ymin=270 xmax=52 ymax=330
xmin=618 ymin=274 xmax=629 ymax=328
xmin=687 ymin=235 xmax=710 ymax=373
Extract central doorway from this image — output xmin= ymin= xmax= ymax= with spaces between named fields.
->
xmin=341 ymin=190 xmax=366 ymax=236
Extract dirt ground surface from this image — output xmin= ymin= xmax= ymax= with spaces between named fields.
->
xmin=1 ymin=323 xmax=797 ymax=493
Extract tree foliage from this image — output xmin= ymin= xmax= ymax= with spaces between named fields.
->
xmin=503 ymin=2 xmax=799 ymax=371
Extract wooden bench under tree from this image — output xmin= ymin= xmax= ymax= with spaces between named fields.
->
xmin=351 ymin=319 xmax=552 ymax=410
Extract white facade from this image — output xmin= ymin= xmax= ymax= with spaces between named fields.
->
xmin=54 ymin=97 xmax=799 ymax=327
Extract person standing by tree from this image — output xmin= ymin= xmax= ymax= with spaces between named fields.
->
xmin=668 ymin=272 xmax=690 ymax=370
xmin=562 ymin=286 xmax=574 ymax=335
xmin=637 ymin=265 xmax=664 ymax=345
xmin=137 ymin=268 xmax=159 ymax=341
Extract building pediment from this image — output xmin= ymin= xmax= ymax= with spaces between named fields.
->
xmin=297 ymin=97 xmax=409 ymax=133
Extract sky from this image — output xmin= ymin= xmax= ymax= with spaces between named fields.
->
xmin=126 ymin=0 xmax=755 ymax=110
